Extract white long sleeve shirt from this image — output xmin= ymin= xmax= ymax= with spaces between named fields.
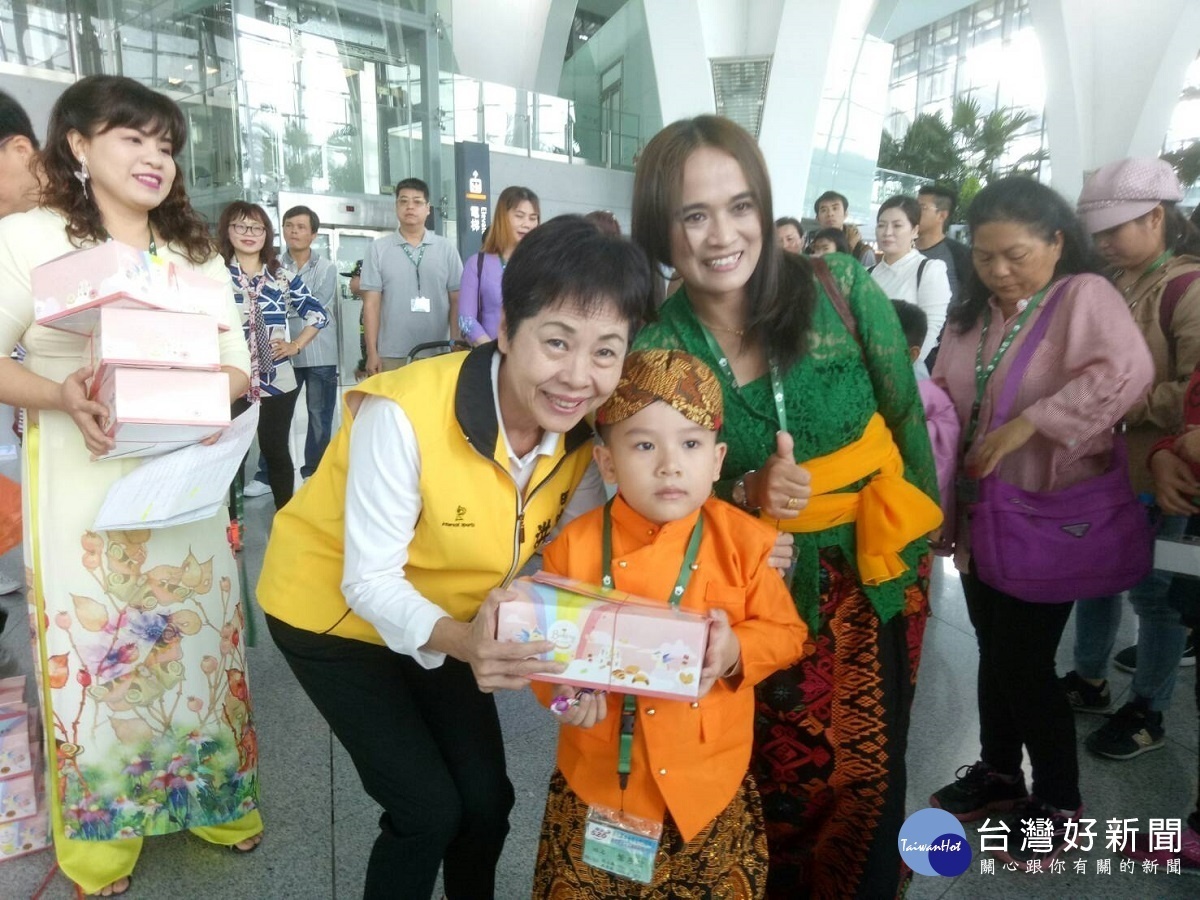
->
xmin=340 ymin=352 xmax=606 ymax=668
xmin=870 ymin=248 xmax=952 ymax=361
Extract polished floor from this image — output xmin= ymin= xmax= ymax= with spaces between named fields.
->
xmin=0 ymin=408 xmax=1196 ymax=898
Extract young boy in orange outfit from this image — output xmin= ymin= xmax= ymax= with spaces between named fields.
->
xmin=530 ymin=349 xmax=808 ymax=897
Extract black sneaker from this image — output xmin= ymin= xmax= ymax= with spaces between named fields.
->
xmin=1113 ymin=632 xmax=1196 ymax=674
xmin=1085 ymin=701 xmax=1165 ymax=759
xmin=1059 ymin=671 xmax=1112 ymax=714
xmin=991 ymin=799 xmax=1083 ymax=868
xmin=930 ymin=761 xmax=1029 ymax=822
xmin=1112 ymin=644 xmax=1137 ymax=674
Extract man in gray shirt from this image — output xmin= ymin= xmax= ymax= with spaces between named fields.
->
xmin=362 ymin=178 xmax=463 ymax=373
xmin=282 ymin=205 xmax=340 ymax=477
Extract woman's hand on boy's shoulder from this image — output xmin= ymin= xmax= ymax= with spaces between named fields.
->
xmin=767 ymin=532 xmax=794 ymax=576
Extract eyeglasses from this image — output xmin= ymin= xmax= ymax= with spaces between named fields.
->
xmin=396 ymin=197 xmax=427 ymax=208
xmin=230 ymin=223 xmax=266 ymax=236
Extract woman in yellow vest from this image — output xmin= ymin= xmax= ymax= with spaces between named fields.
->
xmin=256 ymin=216 xmax=655 ymax=899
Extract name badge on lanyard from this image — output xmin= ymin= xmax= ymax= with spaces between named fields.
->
xmin=410 ymin=296 xmax=431 ymax=313
xmin=582 ymin=805 xmax=663 ymax=884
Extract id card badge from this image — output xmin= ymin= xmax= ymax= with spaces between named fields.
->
xmin=581 ymin=805 xmax=662 ymax=885
xmin=410 ymin=295 xmax=431 ymax=313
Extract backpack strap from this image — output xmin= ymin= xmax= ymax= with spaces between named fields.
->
xmin=1159 ymin=269 xmax=1200 ymax=364
xmin=812 ymin=257 xmax=861 ymax=348
xmin=916 ymin=257 xmax=928 ymax=289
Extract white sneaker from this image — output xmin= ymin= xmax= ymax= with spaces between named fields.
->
xmin=243 ymin=480 xmax=271 ymax=498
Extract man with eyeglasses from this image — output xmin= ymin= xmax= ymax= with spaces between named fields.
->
xmin=361 ymin=178 xmax=464 ymax=374
xmin=915 ymin=185 xmax=973 ymax=307
xmin=915 ymin=185 xmax=974 ymax=368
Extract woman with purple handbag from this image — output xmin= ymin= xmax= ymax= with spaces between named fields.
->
xmin=927 ymin=177 xmax=1154 ymax=866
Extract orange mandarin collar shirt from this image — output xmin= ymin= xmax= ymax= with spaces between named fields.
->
xmin=534 ymin=493 xmax=808 ymax=841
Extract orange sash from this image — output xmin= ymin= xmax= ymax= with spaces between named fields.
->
xmin=763 ymin=413 xmax=942 ymax=585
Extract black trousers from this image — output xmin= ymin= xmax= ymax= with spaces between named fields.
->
xmin=962 ymin=567 xmax=1079 ymax=810
xmin=235 ymin=390 xmax=299 ymax=509
xmin=266 ymin=615 xmax=513 ymax=900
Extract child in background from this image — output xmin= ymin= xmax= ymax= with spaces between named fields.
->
xmin=894 ymin=300 xmax=958 ymax=547
xmin=531 ymin=349 xmax=807 ymax=897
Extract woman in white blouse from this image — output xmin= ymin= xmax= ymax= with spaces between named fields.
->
xmin=871 ymin=195 xmax=952 ymax=364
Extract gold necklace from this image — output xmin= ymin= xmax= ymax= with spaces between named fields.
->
xmin=699 ymin=317 xmax=745 ymax=338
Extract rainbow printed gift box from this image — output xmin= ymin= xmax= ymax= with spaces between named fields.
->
xmin=496 ymin=573 xmax=709 ymax=700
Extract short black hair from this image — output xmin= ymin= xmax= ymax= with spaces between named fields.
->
xmin=878 ymin=194 xmax=921 ymax=228
xmin=502 ymin=215 xmax=654 ymax=342
xmin=0 ymin=91 xmax=37 ymax=148
xmin=395 ymin=177 xmax=429 ymax=200
xmin=814 ymin=190 xmax=849 ymax=215
xmin=892 ymin=299 xmax=927 ymax=350
xmin=282 ymin=205 xmax=319 ymax=232
xmin=775 ymin=216 xmax=803 ymax=232
xmin=951 ymin=177 xmax=1106 ymax=332
xmin=918 ymin=184 xmax=958 ymax=219
xmin=810 ymin=227 xmax=851 ymax=254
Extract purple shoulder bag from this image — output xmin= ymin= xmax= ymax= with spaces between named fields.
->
xmin=968 ymin=279 xmax=1153 ymax=603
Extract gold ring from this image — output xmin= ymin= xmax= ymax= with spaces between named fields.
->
xmin=786 ymin=496 xmax=800 ymax=510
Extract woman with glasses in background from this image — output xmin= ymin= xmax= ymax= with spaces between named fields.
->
xmin=218 ymin=201 xmax=328 ymax=510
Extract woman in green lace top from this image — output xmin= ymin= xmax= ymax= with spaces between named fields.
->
xmin=631 ymin=116 xmax=938 ymax=899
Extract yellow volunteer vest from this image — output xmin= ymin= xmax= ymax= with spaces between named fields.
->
xmin=256 ymin=346 xmax=595 ymax=645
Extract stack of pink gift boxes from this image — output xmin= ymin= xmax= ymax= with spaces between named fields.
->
xmin=0 ymin=675 xmax=48 ymax=862
xmin=496 ymin=573 xmax=711 ymax=701
xmin=32 ymin=241 xmax=233 ymax=459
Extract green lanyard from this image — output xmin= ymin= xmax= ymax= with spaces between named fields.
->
xmin=1119 ymin=249 xmax=1173 ymax=308
xmin=601 ymin=499 xmax=703 ymax=791
xmin=964 ymin=284 xmax=1051 ymax=448
xmin=696 ymin=322 xmax=788 ymax=433
xmin=400 ymin=241 xmax=426 ymax=291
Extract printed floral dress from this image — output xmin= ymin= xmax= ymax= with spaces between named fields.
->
xmin=0 ymin=207 xmax=258 ymax=840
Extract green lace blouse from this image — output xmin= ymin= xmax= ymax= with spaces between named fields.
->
xmin=633 ymin=253 xmax=938 ymax=628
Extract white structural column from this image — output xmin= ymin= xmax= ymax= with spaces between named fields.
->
xmin=641 ymin=0 xmax=890 ymax=220
xmin=1031 ymin=0 xmax=1200 ymax=200
xmin=641 ymin=0 xmax=715 ymax=124
xmin=760 ymin=0 xmax=874 ymax=217
xmin=450 ymin=0 xmax=578 ymax=94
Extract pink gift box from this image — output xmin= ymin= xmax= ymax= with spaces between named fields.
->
xmin=0 ymin=677 xmax=23 ymax=707
xmin=496 ymin=573 xmax=710 ymax=700
xmin=0 ymin=771 xmax=35 ymax=823
xmin=33 ymin=241 xmax=230 ymax=334
xmin=91 ymin=365 xmax=230 ymax=448
xmin=91 ymin=308 xmax=221 ymax=372
xmin=0 ymin=809 xmax=49 ymax=861
xmin=0 ymin=712 xmax=30 ymax=779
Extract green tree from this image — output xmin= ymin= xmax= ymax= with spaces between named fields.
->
xmin=1163 ymin=140 xmax=1200 ymax=188
xmin=878 ymin=95 xmax=1043 ymax=220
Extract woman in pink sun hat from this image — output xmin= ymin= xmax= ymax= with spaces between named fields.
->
xmin=1060 ymin=157 xmax=1200 ymax=764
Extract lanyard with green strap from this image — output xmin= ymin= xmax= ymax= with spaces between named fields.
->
xmin=696 ymin=323 xmax=788 ymax=433
xmin=963 ymin=284 xmax=1051 ymax=448
xmin=1120 ymin=249 xmax=1173 ymax=309
xmin=601 ymin=499 xmax=703 ymax=791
